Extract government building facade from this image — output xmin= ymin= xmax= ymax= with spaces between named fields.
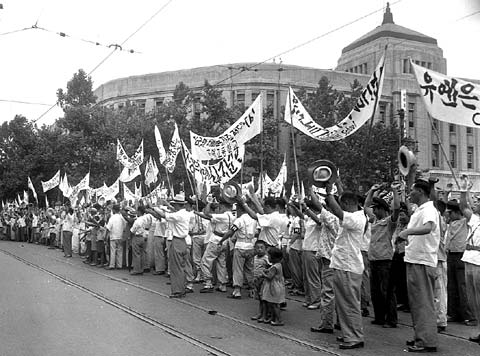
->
xmin=94 ymin=4 xmax=480 ymax=192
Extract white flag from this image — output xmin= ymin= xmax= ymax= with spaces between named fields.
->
xmin=41 ymin=170 xmax=60 ymax=192
xmin=144 ymin=156 xmax=158 ymax=186
xmin=190 ymin=94 xmax=263 ymax=160
xmin=164 ymin=123 xmax=181 ymax=174
xmin=45 ymin=196 xmax=49 ymax=208
xmin=135 ymin=182 xmax=142 ymax=198
xmin=411 ymin=60 xmax=480 ymax=127
xmin=119 ymin=165 xmax=141 ymax=183
xmin=28 ymin=177 xmax=38 ymax=202
xmin=117 ymin=139 xmax=144 ymax=169
xmin=256 ymin=173 xmax=273 ymax=198
xmin=123 ymin=183 xmax=140 ymax=202
xmin=59 ymin=173 xmax=70 ymax=196
xmin=23 ymin=190 xmax=29 ymax=204
xmin=103 ymin=179 xmax=120 ymax=200
xmin=154 ymin=125 xmax=167 ymax=164
xmin=284 ymin=54 xmax=385 ymax=141
xmin=269 ymin=155 xmax=287 ymax=196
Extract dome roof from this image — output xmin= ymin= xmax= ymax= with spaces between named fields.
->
xmin=342 ymin=3 xmax=437 ymax=53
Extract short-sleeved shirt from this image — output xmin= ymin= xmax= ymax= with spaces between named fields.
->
xmin=289 ymin=216 xmax=303 ymax=251
xmin=330 ymin=210 xmax=367 ymax=275
xmin=462 ymin=213 xmax=480 ymax=266
xmin=318 ymin=209 xmax=339 ymax=260
xmin=106 ymin=213 xmax=126 ymax=240
xmin=164 ymin=209 xmax=193 ymax=239
xmin=368 ymin=215 xmax=396 ymax=261
xmin=62 ymin=213 xmax=75 ymax=232
xmin=302 ymin=214 xmax=321 ymax=252
xmin=257 ymin=211 xmax=289 ymax=248
xmin=232 ymin=213 xmax=257 ymax=250
xmin=404 ymin=201 xmax=440 ymax=267
xmin=207 ymin=211 xmax=234 ymax=244
xmin=446 ymin=218 xmax=468 ymax=253
xmin=130 ymin=214 xmax=153 ymax=238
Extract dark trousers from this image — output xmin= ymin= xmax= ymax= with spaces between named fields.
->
xmin=63 ymin=231 xmax=72 ymax=257
xmin=370 ymin=260 xmax=397 ymax=325
xmin=407 ymin=263 xmax=438 ymax=348
xmin=391 ymin=252 xmax=408 ymax=306
xmin=288 ymin=248 xmax=304 ymax=291
xmin=447 ymin=252 xmax=475 ymax=321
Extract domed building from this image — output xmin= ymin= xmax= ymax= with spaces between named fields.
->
xmin=94 ymin=3 xmax=480 ymax=192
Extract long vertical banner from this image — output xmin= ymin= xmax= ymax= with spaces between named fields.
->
xmin=284 ymin=54 xmax=385 ymax=141
xmin=411 ymin=60 xmax=480 ymax=127
xmin=190 ymin=94 xmax=262 ymax=160
xmin=164 ymin=123 xmax=181 ymax=173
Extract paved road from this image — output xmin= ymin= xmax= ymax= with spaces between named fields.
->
xmin=0 ymin=241 xmax=479 ymax=356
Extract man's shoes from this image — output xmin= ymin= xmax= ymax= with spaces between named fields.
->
xmin=407 ymin=346 xmax=437 ymax=353
xmin=383 ymin=323 xmax=397 ymax=328
xmin=216 ymin=286 xmax=227 ymax=293
xmin=152 ymin=271 xmax=165 ymax=275
xmin=437 ymin=326 xmax=446 ymax=333
xmin=310 ymin=326 xmax=333 ymax=334
xmin=185 ymin=287 xmax=194 ymax=294
xmin=307 ymin=304 xmax=320 ymax=310
xmin=362 ymin=308 xmax=370 ymax=317
xmin=105 ymin=266 xmax=115 ymax=270
xmin=338 ymin=341 xmax=364 ymax=350
xmin=200 ymin=286 xmax=214 ymax=293
xmin=302 ymin=302 xmax=310 ymax=308
xmin=465 ymin=319 xmax=478 ymax=326
xmin=406 ymin=340 xmax=416 ymax=346
xmin=227 ymin=294 xmax=241 ymax=299
xmin=468 ymin=334 xmax=480 ymax=343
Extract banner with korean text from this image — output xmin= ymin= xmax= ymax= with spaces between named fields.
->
xmin=164 ymin=123 xmax=182 ymax=173
xmin=41 ymin=170 xmax=61 ymax=192
xmin=284 ymin=54 xmax=385 ymax=141
xmin=190 ymin=94 xmax=262 ymax=160
xmin=411 ymin=60 xmax=480 ymax=127
xmin=117 ymin=140 xmax=144 ymax=169
xmin=183 ymin=141 xmax=244 ymax=185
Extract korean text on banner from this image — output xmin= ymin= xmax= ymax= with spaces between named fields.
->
xmin=41 ymin=170 xmax=61 ymax=192
xmin=164 ymin=123 xmax=181 ymax=173
xmin=190 ymin=94 xmax=262 ymax=160
xmin=284 ymin=55 xmax=385 ymax=141
xmin=183 ymin=141 xmax=244 ymax=185
xmin=411 ymin=60 xmax=480 ymax=127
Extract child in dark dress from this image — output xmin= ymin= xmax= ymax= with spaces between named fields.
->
xmin=261 ymin=247 xmax=286 ymax=326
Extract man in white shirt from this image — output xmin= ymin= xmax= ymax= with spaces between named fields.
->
xmin=197 ymin=199 xmax=235 ymax=293
xmin=106 ymin=204 xmax=126 ymax=269
xmin=129 ymin=205 xmax=153 ymax=275
xmin=459 ymin=187 xmax=480 ymax=344
xmin=218 ymin=200 xmax=258 ymax=298
xmin=326 ymin=183 xmax=367 ymax=350
xmin=148 ymin=195 xmax=194 ymax=298
xmin=62 ymin=208 xmax=75 ymax=258
xmin=398 ymin=180 xmax=440 ymax=353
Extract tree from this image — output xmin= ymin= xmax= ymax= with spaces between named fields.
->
xmin=56 ymin=69 xmax=97 ymax=108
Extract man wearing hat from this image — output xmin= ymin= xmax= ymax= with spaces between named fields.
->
xmin=147 ymin=194 xmax=194 ymax=298
xmin=364 ymin=184 xmax=400 ymax=328
xmin=444 ymin=200 xmax=476 ymax=325
xmin=398 ymin=179 xmax=440 ymax=352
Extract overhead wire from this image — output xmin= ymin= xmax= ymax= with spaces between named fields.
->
xmin=32 ymin=0 xmax=174 ymax=123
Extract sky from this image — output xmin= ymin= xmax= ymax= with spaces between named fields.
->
xmin=0 ymin=0 xmax=479 ymax=125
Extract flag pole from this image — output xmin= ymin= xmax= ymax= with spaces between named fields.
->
xmin=288 ymin=87 xmax=301 ymax=198
xmin=260 ymin=93 xmax=264 ymax=198
xmin=179 ymin=143 xmax=200 ymax=214
xmin=428 ymin=114 xmax=460 ymax=189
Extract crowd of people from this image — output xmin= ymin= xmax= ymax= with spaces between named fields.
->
xmin=1 ymin=173 xmax=480 ymax=352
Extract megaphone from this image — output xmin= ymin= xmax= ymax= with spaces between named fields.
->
xmin=307 ymin=160 xmax=338 ymax=187
xmin=221 ymin=181 xmax=242 ymax=204
xmin=398 ymin=145 xmax=417 ymax=176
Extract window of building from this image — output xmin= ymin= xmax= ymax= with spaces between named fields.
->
xmin=427 ymin=62 xmax=432 ymax=69
xmin=432 ymin=119 xmax=439 ymax=131
xmin=251 ymin=91 xmax=260 ymax=102
xmin=403 ymin=59 xmax=410 ymax=74
xmin=155 ymin=98 xmax=164 ymax=108
xmin=467 ymin=146 xmax=474 ymax=169
xmin=354 ymin=66 xmax=358 ymax=73
xmin=467 ymin=127 xmax=473 ymax=135
xmin=450 ymin=145 xmax=457 ymax=168
xmin=421 ymin=61 xmax=426 ymax=67
xmin=449 ymin=124 xmax=456 ymax=133
xmin=408 ymin=102 xmax=415 ymax=128
xmin=379 ymin=102 xmax=386 ymax=123
xmin=236 ymin=91 xmax=245 ymax=107
xmin=363 ymin=63 xmax=368 ymax=74
xmin=432 ymin=144 xmax=440 ymax=167
xmin=267 ymin=91 xmax=275 ymax=107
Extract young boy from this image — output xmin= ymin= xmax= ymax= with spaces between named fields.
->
xmin=251 ymin=240 xmax=270 ymax=321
